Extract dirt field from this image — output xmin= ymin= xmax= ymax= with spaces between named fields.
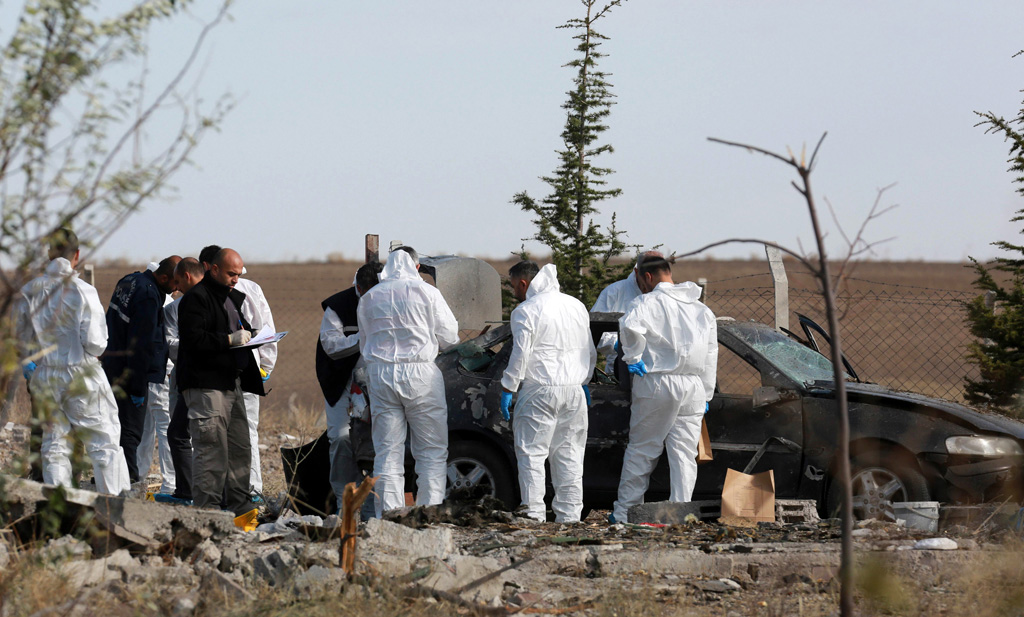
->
xmin=80 ymin=256 xmax=989 ymax=425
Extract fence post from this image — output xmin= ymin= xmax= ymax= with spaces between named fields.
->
xmin=365 ymin=234 xmax=379 ymax=263
xmin=83 ymin=264 xmax=95 ymax=287
xmin=983 ymin=290 xmax=996 ymax=311
xmin=697 ymin=277 xmax=707 ymax=303
xmin=765 ymin=244 xmax=789 ymax=332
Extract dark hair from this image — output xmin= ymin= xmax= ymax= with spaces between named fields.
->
xmin=174 ymin=257 xmax=204 ymax=279
xmin=393 ymin=245 xmax=418 ymax=264
xmin=356 ymin=262 xmax=384 ymax=291
xmin=508 ymin=260 xmax=540 ymax=282
xmin=154 ymin=256 xmax=180 ymax=278
xmin=637 ymin=257 xmax=671 ymax=277
xmin=47 ymin=228 xmax=79 ymax=261
xmin=198 ymin=244 xmax=221 ymax=265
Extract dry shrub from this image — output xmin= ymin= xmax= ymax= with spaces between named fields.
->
xmin=0 ymin=556 xmax=76 ymax=616
xmin=856 ymin=555 xmax=918 ymax=615
xmin=948 ymin=537 xmax=1024 ymax=616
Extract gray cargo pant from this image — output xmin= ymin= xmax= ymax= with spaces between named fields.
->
xmin=184 ymin=381 xmax=251 ymax=515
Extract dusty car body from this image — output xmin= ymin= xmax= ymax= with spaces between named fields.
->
xmin=438 ymin=314 xmax=1024 ymax=518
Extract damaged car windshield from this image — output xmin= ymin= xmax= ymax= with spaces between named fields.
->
xmin=730 ymin=324 xmax=843 ymax=386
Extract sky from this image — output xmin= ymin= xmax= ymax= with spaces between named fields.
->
xmin=91 ymin=1 xmax=1024 ymax=265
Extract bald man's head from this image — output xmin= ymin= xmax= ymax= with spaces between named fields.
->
xmin=634 ymin=250 xmax=664 ymax=271
xmin=174 ymin=257 xmax=204 ymax=293
xmin=153 ymin=255 xmax=181 ymax=295
xmin=210 ymin=248 xmax=244 ymax=288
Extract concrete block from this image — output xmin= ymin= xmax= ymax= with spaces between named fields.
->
xmin=293 ymin=565 xmax=345 ymax=595
xmin=361 ymin=517 xmax=454 ymax=561
xmin=39 ymin=536 xmax=93 ymax=562
xmin=60 ymin=559 xmax=122 ymax=589
xmin=192 ymin=539 xmax=222 ymax=565
xmin=420 ymin=554 xmax=505 ymax=599
xmin=254 ymin=549 xmax=299 ymax=586
xmin=627 ymin=500 xmax=721 ymax=524
xmin=775 ymin=500 xmax=820 ymax=524
xmin=102 ymin=548 xmax=139 ymax=570
xmin=200 ymin=569 xmax=254 ymax=603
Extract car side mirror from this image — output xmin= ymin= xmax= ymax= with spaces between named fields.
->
xmin=753 ymin=386 xmax=800 ymax=409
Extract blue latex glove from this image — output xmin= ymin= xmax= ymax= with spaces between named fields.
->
xmin=22 ymin=361 xmax=36 ymax=381
xmin=583 ymin=384 xmax=592 ymax=407
xmin=131 ymin=395 xmax=146 ymax=408
xmin=500 ymin=391 xmax=514 ymax=421
xmin=705 ymin=402 xmax=709 ymax=413
xmin=614 ymin=340 xmax=621 ymax=353
xmin=627 ymin=360 xmax=648 ymax=376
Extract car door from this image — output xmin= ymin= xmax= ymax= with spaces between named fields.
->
xmin=693 ymin=331 xmax=805 ymax=499
xmin=582 ymin=382 xmax=633 ymax=508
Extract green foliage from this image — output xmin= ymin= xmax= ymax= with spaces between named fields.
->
xmin=967 ymin=51 xmax=1024 ymax=415
xmin=512 ymin=0 xmax=632 ymax=307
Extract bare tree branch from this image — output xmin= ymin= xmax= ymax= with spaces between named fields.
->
xmin=675 ymin=237 xmax=819 ymax=274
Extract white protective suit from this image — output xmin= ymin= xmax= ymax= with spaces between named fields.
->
xmin=318 ymin=288 xmax=375 ymax=518
xmin=137 ymin=292 xmax=176 ymax=493
xmin=163 ymin=295 xmax=181 ymax=417
xmin=233 ymin=277 xmax=277 ymax=495
xmin=612 ymin=281 xmax=717 ymax=523
xmin=591 ymin=272 xmax=642 ymax=370
xmin=501 ymin=264 xmax=596 ymax=522
xmin=357 ymin=251 xmax=459 ymax=517
xmin=15 ymin=258 xmax=131 ymax=495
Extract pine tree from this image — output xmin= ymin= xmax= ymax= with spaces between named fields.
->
xmin=966 ymin=54 xmax=1024 ymax=415
xmin=512 ymin=0 xmax=631 ymax=307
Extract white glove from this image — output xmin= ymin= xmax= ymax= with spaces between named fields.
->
xmin=228 ymin=330 xmax=252 ymax=346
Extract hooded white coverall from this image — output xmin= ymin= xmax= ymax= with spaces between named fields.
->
xmin=357 ymin=251 xmax=459 ymax=517
xmin=612 ymin=281 xmax=717 ymax=523
xmin=501 ymin=264 xmax=596 ymax=522
xmin=234 ymin=276 xmax=277 ymax=495
xmin=138 ymin=290 xmax=176 ymax=493
xmin=15 ymin=258 xmax=131 ymax=495
xmin=591 ymin=272 xmax=642 ymax=370
xmin=318 ymin=282 xmax=376 ymax=519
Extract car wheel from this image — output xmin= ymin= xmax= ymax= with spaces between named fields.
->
xmin=446 ymin=441 xmax=517 ymax=509
xmin=828 ymin=449 xmax=931 ymax=520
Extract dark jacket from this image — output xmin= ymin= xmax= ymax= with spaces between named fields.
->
xmin=176 ymin=275 xmax=265 ymax=395
xmin=101 ymin=270 xmax=168 ymax=398
xmin=316 ymin=287 xmax=360 ymax=406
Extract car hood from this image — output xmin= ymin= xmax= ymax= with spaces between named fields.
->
xmin=838 ymin=382 xmax=1024 ymax=440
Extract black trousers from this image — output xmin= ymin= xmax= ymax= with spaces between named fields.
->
xmin=116 ymin=393 xmax=147 ymax=483
xmin=168 ymin=391 xmax=193 ymax=500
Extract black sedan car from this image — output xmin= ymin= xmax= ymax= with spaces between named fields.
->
xmin=439 ymin=314 xmax=1024 ymax=519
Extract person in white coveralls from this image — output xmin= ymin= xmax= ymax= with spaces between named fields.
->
xmin=500 ymin=260 xmax=596 ymax=523
xmin=611 ymin=256 xmax=717 ymax=524
xmin=357 ymin=246 xmax=459 ymax=517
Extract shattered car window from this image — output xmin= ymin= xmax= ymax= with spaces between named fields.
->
xmin=449 ymin=325 xmax=511 ymax=373
xmin=731 ymin=325 xmax=842 ymax=386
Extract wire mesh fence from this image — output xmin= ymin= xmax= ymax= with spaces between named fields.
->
xmin=704 ymin=279 xmax=978 ymax=402
xmin=80 ymin=260 xmax=982 ymax=420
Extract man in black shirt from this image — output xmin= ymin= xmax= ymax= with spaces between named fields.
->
xmin=176 ymin=248 xmax=264 ymax=514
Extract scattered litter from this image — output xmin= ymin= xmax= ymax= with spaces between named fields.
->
xmin=913 ymin=537 xmax=958 ymax=550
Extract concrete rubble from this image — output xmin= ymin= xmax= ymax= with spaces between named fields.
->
xmin=0 ymin=476 xmax=1022 ymax=615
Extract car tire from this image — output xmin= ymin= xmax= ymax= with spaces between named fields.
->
xmin=828 ymin=448 xmax=931 ymax=520
xmin=447 ymin=441 xmax=517 ymax=509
